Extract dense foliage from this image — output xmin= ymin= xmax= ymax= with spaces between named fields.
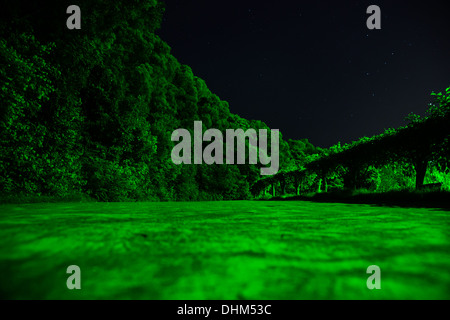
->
xmin=254 ymin=87 xmax=450 ymax=197
xmin=0 ymin=0 xmax=317 ymax=201
xmin=1 ymin=1 xmax=448 ymax=202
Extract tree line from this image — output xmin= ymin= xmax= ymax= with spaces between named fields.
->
xmin=252 ymin=88 xmax=450 ymax=198
xmin=2 ymin=0 xmax=447 ymax=202
xmin=0 ymin=0 xmax=317 ymax=201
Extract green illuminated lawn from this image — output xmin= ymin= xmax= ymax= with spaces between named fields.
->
xmin=0 ymin=201 xmax=449 ymax=300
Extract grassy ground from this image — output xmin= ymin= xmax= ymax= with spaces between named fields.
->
xmin=0 ymin=200 xmax=448 ymax=300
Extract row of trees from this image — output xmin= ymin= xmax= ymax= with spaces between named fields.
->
xmin=0 ymin=0 xmax=317 ymax=201
xmin=253 ymin=88 xmax=450 ymax=197
xmin=4 ymin=1 xmax=445 ymax=202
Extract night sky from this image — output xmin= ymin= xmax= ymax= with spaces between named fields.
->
xmin=159 ymin=0 xmax=450 ymax=148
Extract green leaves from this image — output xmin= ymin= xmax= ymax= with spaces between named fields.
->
xmin=1 ymin=0 xmax=318 ymax=201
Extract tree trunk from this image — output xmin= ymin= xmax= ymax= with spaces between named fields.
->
xmin=323 ymin=177 xmax=328 ymax=193
xmin=317 ymin=178 xmax=322 ymax=193
xmin=414 ymin=159 xmax=428 ymax=189
xmin=295 ymin=176 xmax=302 ymax=195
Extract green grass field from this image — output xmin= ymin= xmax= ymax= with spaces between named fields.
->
xmin=0 ymin=201 xmax=449 ymax=300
